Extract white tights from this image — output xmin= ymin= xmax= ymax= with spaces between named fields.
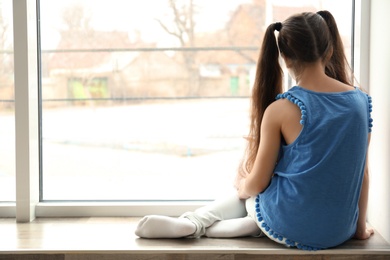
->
xmin=135 ymin=192 xmax=261 ymax=238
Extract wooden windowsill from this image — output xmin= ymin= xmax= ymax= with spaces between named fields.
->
xmin=0 ymin=217 xmax=389 ymax=259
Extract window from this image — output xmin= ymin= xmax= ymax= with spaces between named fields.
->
xmin=39 ymin=0 xmax=258 ymax=201
xmin=0 ymin=0 xmax=15 ymax=202
xmin=3 ymin=0 xmax=357 ymax=214
xmin=38 ymin=0 xmax=354 ymax=201
xmin=5 ymin=0 xmax=390 ymax=246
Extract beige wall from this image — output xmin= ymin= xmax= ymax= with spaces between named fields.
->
xmin=368 ymin=0 xmax=390 ymax=244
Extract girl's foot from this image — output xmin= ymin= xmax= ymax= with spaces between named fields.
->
xmin=135 ymin=215 xmax=196 ymax=238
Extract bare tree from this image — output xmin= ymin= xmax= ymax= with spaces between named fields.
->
xmin=0 ymin=6 xmax=8 ymax=72
xmin=155 ymin=0 xmax=200 ymax=96
xmin=0 ymin=3 xmax=14 ymax=105
xmin=61 ymin=4 xmax=92 ymax=32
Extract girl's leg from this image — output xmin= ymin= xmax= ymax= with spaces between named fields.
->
xmin=135 ymin=191 xmax=246 ymax=238
xmin=182 ymin=192 xmax=247 ymax=237
xmin=205 ymin=216 xmax=261 ymax=238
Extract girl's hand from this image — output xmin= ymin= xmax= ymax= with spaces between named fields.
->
xmin=237 ymin=178 xmax=250 ymax=199
xmin=234 ymin=168 xmax=248 ymax=190
xmin=354 ymin=227 xmax=374 ymax=240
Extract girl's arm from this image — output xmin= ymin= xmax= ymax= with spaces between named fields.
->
xmin=240 ymin=102 xmax=282 ymax=197
xmin=354 ymin=134 xmax=374 ymax=240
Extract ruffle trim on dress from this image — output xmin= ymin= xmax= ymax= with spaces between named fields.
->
xmin=367 ymin=94 xmax=373 ymax=133
xmin=255 ymin=194 xmax=321 ymax=251
xmin=276 ymin=92 xmax=307 ymax=125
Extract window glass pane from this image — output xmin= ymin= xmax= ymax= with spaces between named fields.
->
xmin=39 ymin=0 xmax=352 ymax=201
xmin=0 ymin=0 xmax=15 ymax=202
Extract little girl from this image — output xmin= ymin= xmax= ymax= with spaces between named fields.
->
xmin=135 ymin=10 xmax=374 ymax=250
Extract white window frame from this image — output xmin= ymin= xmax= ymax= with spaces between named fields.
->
xmin=0 ymin=0 xmax=382 ymax=225
xmin=11 ymin=0 xmax=40 ymax=222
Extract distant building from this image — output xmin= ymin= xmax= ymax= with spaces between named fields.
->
xmin=42 ymin=1 xmax=351 ymax=106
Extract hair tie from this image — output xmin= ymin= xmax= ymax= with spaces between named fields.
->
xmin=274 ymin=22 xmax=282 ymax=32
xmin=317 ymin=11 xmax=327 ymax=20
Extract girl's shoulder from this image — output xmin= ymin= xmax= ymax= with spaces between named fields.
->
xmin=267 ymin=97 xmax=302 ymax=123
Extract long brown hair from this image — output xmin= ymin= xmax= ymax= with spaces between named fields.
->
xmin=240 ymin=11 xmax=352 ymax=175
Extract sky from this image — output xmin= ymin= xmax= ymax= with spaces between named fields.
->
xmin=1 ymin=0 xmax=352 ymax=49
xmin=36 ymin=0 xmax=251 ymax=49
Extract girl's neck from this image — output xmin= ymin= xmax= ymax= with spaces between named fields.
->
xmin=294 ymin=61 xmax=352 ymax=93
xmin=295 ymin=61 xmax=326 ymax=90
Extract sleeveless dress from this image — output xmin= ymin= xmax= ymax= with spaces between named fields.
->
xmin=254 ymin=86 xmax=373 ymax=250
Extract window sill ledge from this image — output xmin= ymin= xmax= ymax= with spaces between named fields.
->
xmin=0 ymin=217 xmax=389 ymax=259
xmin=34 ymin=201 xmax=209 ymax=217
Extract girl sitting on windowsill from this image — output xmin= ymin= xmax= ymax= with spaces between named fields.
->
xmin=135 ymin=10 xmax=374 ymax=250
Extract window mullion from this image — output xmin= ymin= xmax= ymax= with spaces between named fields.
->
xmin=13 ymin=0 xmax=40 ymax=222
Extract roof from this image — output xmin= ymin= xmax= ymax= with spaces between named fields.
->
xmin=48 ymin=30 xmax=140 ymax=71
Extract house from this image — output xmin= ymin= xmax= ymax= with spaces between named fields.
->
xmin=46 ymin=30 xmax=143 ymax=104
xmin=43 ymin=1 xmax=352 ymax=104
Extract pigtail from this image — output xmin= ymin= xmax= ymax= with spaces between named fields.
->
xmin=243 ymin=23 xmax=283 ymax=174
xmin=317 ymin=10 xmax=352 ymax=85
